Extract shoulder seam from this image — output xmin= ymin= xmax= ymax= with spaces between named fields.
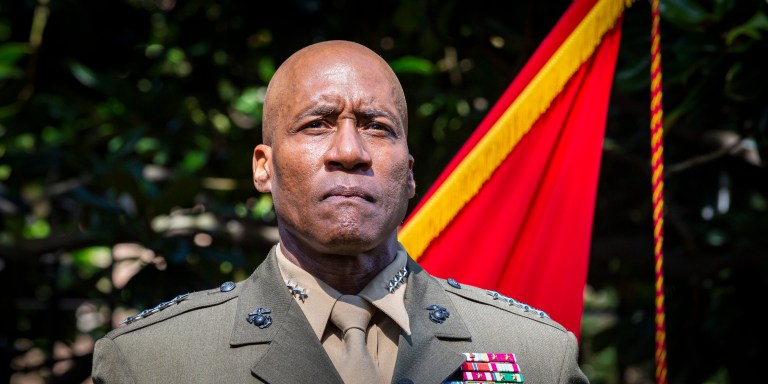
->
xmin=106 ymin=288 xmax=240 ymax=340
xmin=437 ymin=278 xmax=567 ymax=332
xmin=105 ymin=337 xmax=139 ymax=384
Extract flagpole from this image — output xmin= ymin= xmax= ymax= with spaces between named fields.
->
xmin=649 ymin=0 xmax=669 ymax=382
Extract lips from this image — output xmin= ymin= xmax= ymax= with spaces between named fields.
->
xmin=321 ymin=185 xmax=375 ymax=202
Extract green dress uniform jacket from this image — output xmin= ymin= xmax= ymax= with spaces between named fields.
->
xmin=92 ymin=246 xmax=588 ymax=384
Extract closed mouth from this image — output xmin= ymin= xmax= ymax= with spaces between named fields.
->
xmin=322 ymin=186 xmax=375 ymax=202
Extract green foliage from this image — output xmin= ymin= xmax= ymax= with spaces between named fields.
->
xmin=390 ymin=55 xmax=436 ymax=75
xmin=1 ymin=0 xmax=767 ymax=383
xmin=0 ymin=42 xmax=28 ymax=80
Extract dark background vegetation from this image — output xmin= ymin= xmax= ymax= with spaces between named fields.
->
xmin=2 ymin=0 xmax=767 ymax=383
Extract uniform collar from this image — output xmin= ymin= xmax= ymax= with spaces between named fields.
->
xmin=228 ymin=245 xmax=471 ymax=384
xmin=275 ymin=243 xmax=412 ymax=338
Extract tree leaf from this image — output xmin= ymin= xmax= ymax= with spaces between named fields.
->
xmin=725 ymin=12 xmax=768 ymax=46
xmin=389 ymin=56 xmax=435 ymax=75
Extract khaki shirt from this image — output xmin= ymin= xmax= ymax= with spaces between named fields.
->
xmin=275 ymin=244 xmax=410 ymax=384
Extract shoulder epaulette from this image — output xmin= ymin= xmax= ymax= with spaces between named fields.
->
xmin=437 ymin=277 xmax=566 ymax=332
xmin=105 ymin=280 xmax=242 ymax=340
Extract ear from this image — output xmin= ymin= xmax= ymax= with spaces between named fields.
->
xmin=253 ymin=144 xmax=273 ymax=193
xmin=406 ymin=154 xmax=416 ymax=199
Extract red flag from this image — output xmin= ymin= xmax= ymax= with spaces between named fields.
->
xmin=398 ymin=0 xmax=629 ymax=338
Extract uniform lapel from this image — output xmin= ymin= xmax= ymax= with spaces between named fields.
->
xmin=392 ymin=258 xmax=472 ymax=383
xmin=229 ymin=247 xmax=342 ymax=384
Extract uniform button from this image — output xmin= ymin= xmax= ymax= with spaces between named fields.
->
xmin=396 ymin=379 xmax=414 ymax=384
xmin=220 ymin=281 xmax=236 ymax=292
xmin=447 ymin=278 xmax=461 ymax=289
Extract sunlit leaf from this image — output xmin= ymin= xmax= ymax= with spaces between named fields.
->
xmin=71 ymin=246 xmax=111 ymax=279
xmin=257 ymin=56 xmax=275 ymax=84
xmin=210 ymin=112 xmax=230 ymax=133
xmin=14 ymin=133 xmax=35 ymax=151
xmin=0 ymin=64 xmax=23 ymax=80
xmin=0 ymin=164 xmax=11 ymax=181
xmin=0 ymin=42 xmax=28 ymax=63
xmin=41 ymin=126 xmax=69 ymax=145
xmin=234 ymin=202 xmax=248 ymax=218
xmin=389 ymin=56 xmax=435 ymax=75
xmin=72 ymin=246 xmax=111 ymax=268
xmin=181 ymin=150 xmax=208 ymax=173
xmin=135 ymin=137 xmax=161 ymax=154
xmin=252 ymin=194 xmax=273 ymax=219
xmin=233 ymin=87 xmax=265 ymax=116
xmin=70 ymin=61 xmax=98 ymax=88
xmin=217 ymin=79 xmax=237 ymax=101
xmin=145 ymin=43 xmax=164 ymax=59
xmin=23 ymin=219 xmax=50 ymax=239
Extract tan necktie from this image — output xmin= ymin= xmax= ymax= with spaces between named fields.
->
xmin=330 ymin=295 xmax=380 ymax=384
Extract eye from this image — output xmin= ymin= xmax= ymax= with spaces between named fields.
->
xmin=299 ymin=120 xmax=329 ymax=134
xmin=369 ymin=122 xmax=388 ymax=131
xmin=365 ymin=122 xmax=395 ymax=136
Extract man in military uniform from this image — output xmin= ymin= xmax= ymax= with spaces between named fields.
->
xmin=92 ymin=40 xmax=589 ymax=384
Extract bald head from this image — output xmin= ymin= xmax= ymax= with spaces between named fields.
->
xmin=261 ymin=40 xmax=407 ymax=145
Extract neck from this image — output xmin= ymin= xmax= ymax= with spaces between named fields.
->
xmin=278 ymin=230 xmax=399 ymax=294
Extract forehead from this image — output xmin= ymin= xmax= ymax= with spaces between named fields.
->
xmin=285 ymin=54 xmax=400 ymax=111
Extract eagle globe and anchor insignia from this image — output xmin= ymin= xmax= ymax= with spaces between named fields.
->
xmin=246 ymin=307 xmax=273 ymax=329
xmin=426 ymin=305 xmax=450 ymax=324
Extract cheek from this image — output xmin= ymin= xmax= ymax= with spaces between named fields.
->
xmin=270 ymin=146 xmax=325 ymax=206
xmin=379 ymin=155 xmax=413 ymax=200
xmin=273 ymin=143 xmax=317 ymax=180
xmin=271 ymin=157 xmax=300 ymax=198
xmin=274 ymin=164 xmax=310 ymax=197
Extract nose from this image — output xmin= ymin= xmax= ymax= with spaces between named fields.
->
xmin=324 ymin=120 xmax=372 ymax=172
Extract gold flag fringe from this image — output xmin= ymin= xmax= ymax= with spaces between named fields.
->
xmin=399 ymin=0 xmax=634 ymax=259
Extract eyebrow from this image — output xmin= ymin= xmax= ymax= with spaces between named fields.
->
xmin=291 ymin=104 xmax=340 ymax=125
xmin=291 ymin=103 xmax=403 ymax=128
xmin=357 ymin=107 xmax=399 ymax=124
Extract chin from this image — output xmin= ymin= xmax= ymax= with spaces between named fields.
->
xmin=310 ymin=211 xmax=381 ymax=251
xmin=319 ymin=229 xmax=379 ymax=255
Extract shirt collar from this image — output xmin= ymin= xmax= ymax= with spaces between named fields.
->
xmin=358 ymin=244 xmax=411 ymax=335
xmin=275 ymin=243 xmax=411 ymax=339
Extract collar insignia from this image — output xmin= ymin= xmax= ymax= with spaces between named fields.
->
xmin=285 ymin=281 xmax=308 ymax=302
xmin=246 ymin=307 xmax=273 ymax=329
xmin=426 ymin=304 xmax=450 ymax=324
xmin=386 ymin=267 xmax=408 ymax=294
